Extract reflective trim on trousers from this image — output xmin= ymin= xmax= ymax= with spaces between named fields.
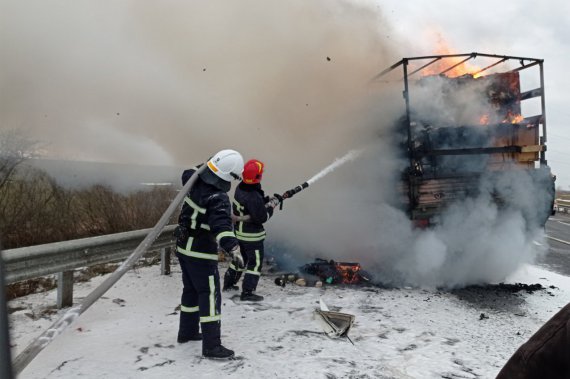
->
xmin=177 ymin=245 xmax=218 ymax=261
xmin=209 ymin=275 xmax=215 ymax=317
xmin=197 ymin=275 xmax=219 ymax=324
xmin=229 ymin=263 xmax=245 ymax=272
xmin=236 ymin=235 xmax=266 ymax=242
xmin=216 ymin=231 xmax=236 ymax=242
xmin=200 ymin=315 xmax=221 ymax=323
xmin=180 ymin=305 xmax=199 ymax=313
xmin=253 ymin=249 xmax=261 ymax=272
xmin=236 ymin=230 xmax=266 ymax=238
xmin=244 ymin=249 xmax=261 ymax=276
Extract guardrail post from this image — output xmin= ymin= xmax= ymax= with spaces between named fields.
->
xmin=1 ymin=248 xmax=15 ymax=379
xmin=56 ymin=271 xmax=74 ymax=309
xmin=160 ymin=247 xmax=171 ymax=275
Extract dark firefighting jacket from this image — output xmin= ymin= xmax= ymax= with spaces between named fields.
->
xmin=176 ymin=168 xmax=238 ymax=262
xmin=496 ymin=302 xmax=570 ymax=379
xmin=233 ymin=182 xmax=273 ymax=244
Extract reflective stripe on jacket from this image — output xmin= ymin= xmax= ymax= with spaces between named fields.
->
xmin=176 ymin=168 xmax=238 ymax=261
xmin=233 ymin=182 xmax=272 ymax=243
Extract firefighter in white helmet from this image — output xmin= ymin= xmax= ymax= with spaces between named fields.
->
xmin=174 ymin=149 xmax=244 ymax=360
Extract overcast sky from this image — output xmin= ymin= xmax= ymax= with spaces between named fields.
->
xmin=1 ymin=0 xmax=569 ymax=187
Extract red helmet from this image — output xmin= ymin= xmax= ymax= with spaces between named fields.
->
xmin=242 ymin=159 xmax=264 ymax=184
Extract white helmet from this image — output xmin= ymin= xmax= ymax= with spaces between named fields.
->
xmin=206 ymin=149 xmax=244 ymax=182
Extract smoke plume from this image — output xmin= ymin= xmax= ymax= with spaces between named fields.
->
xmin=0 ymin=1 xmax=550 ymax=287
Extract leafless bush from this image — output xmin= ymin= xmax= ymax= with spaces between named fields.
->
xmin=1 ymin=129 xmax=176 ymax=248
xmin=0 ymin=167 xmax=176 ymax=249
xmin=0 ymin=129 xmax=39 ymax=189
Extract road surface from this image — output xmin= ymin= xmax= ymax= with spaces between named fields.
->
xmin=541 ymin=213 xmax=570 ymax=276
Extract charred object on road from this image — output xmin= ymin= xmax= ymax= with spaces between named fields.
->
xmin=373 ymin=53 xmax=555 ymax=229
xmin=451 ymin=282 xmax=557 ymax=313
xmin=274 ymin=258 xmax=372 ymax=287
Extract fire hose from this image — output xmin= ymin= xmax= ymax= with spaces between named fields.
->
xmin=232 ymin=149 xmax=363 ymax=223
xmin=232 ymin=181 xmax=309 ymax=222
xmin=12 ymin=166 xmax=206 ymax=376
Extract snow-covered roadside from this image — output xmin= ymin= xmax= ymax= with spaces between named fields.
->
xmin=8 ymin=262 xmax=570 ymax=379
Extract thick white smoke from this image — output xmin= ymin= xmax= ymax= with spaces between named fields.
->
xmin=271 ymin=66 xmax=550 ymax=288
xmin=0 ymin=1 xmax=550 ymax=287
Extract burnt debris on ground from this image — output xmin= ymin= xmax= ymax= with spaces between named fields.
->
xmin=450 ymin=282 xmax=558 ymax=313
xmin=271 ymin=258 xmax=374 ymax=288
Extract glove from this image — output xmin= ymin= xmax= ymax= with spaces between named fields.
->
xmin=229 ymin=245 xmax=244 ymax=269
xmin=267 ymin=196 xmax=280 ymax=209
xmin=274 ymin=193 xmax=284 ymax=210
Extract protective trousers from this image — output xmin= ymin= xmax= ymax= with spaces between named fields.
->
xmin=242 ymin=243 xmax=264 ymax=292
xmin=223 ymin=251 xmax=245 ymax=290
xmin=223 ymin=243 xmax=264 ymax=292
xmin=177 ymin=255 xmax=222 ymax=350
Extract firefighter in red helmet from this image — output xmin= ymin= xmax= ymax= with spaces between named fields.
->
xmin=223 ymin=159 xmax=281 ymax=301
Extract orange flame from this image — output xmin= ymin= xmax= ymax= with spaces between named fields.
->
xmin=418 ymin=33 xmax=482 ymax=78
xmin=479 ymin=113 xmax=525 ymax=125
xmin=335 ymin=263 xmax=361 ymax=284
xmin=502 ymin=111 xmax=525 ymax=124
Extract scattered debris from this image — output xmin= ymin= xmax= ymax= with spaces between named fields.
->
xmin=137 ymin=359 xmax=175 ymax=371
xmin=7 ymin=305 xmax=26 ymax=314
xmin=112 ymin=298 xmax=126 ymax=307
xmin=314 ymin=299 xmax=355 ymax=343
xmin=460 ymin=282 xmax=545 ymax=294
xmin=23 ymin=307 xmax=58 ymax=320
xmin=451 ymin=282 xmax=549 ymax=313
xmin=299 ymin=258 xmax=372 ymax=285
xmin=49 ymin=358 xmax=82 ymax=374
xmin=274 ymin=273 xmax=322 ymax=287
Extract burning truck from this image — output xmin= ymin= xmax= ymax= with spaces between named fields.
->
xmin=373 ymin=53 xmax=555 ymax=229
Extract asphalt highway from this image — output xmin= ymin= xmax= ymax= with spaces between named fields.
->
xmin=541 ymin=213 xmax=570 ymax=276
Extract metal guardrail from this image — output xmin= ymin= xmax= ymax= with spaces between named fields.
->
xmin=2 ymin=225 xmax=177 ymax=284
xmin=0 ymin=247 xmax=14 ymax=379
xmin=1 ymin=225 xmax=176 ymax=309
xmin=8 ymin=165 xmax=201 ymax=376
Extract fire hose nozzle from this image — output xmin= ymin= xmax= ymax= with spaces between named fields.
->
xmin=282 ymin=182 xmax=309 ymax=199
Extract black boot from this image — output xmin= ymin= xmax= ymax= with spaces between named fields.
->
xmin=223 ymin=271 xmax=239 ymax=291
xmin=223 ymin=284 xmax=239 ymax=291
xmin=240 ymin=291 xmax=264 ymax=301
xmin=203 ymin=345 xmax=235 ymax=360
xmin=177 ymin=333 xmax=202 ymax=343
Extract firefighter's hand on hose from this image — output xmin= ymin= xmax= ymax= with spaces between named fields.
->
xmin=229 ymin=245 xmax=244 ymax=269
xmin=266 ymin=194 xmax=284 ymax=210
xmin=267 ymin=196 xmax=281 ymax=209
xmin=274 ymin=193 xmax=284 ymax=210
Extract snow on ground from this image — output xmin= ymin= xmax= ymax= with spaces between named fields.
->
xmin=8 ymin=262 xmax=570 ymax=379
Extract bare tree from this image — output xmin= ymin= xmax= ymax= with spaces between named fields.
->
xmin=0 ymin=130 xmax=178 ymax=248
xmin=0 ymin=129 xmax=39 ymax=189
